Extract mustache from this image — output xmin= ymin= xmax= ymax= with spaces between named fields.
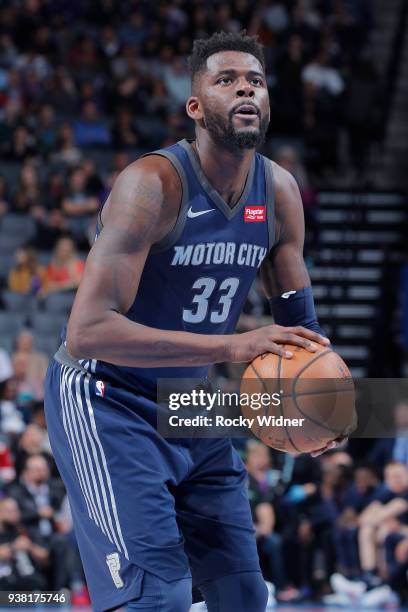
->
xmin=229 ymin=102 xmax=260 ymax=118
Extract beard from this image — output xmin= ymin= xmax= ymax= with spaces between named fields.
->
xmin=203 ymin=107 xmax=269 ymax=150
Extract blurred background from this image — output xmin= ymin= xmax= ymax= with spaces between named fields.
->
xmin=0 ymin=0 xmax=407 ymax=608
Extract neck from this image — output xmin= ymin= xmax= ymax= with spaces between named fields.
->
xmin=193 ymin=133 xmax=254 ymax=208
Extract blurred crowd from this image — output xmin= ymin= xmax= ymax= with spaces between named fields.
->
xmin=245 ymin=402 xmax=408 ymax=606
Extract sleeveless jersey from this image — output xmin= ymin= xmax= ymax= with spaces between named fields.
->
xmin=58 ymin=139 xmax=275 ymax=398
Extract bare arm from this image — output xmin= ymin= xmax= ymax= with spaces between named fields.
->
xmin=260 ymin=162 xmax=327 ymax=345
xmin=371 ymin=498 xmax=408 ymax=525
xmin=67 ymin=156 xmax=231 ymax=367
xmin=261 ymin=163 xmax=347 ymax=458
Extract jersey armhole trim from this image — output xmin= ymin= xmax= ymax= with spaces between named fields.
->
xmin=264 ymin=157 xmax=276 ymax=251
xmin=141 ymin=150 xmax=190 ymax=254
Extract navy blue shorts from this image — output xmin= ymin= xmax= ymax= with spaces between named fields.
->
xmin=44 ymin=360 xmax=261 ymax=612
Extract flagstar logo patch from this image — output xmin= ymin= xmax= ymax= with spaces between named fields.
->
xmin=244 ymin=206 xmax=265 ymax=222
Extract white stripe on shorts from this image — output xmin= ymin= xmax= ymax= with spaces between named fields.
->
xmin=73 ymin=370 xmax=123 ymax=553
xmin=60 ymin=366 xmax=125 ymax=555
xmin=60 ymin=366 xmax=98 ymax=524
xmin=83 ymin=375 xmax=129 ymax=559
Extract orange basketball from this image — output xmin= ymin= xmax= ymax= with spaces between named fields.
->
xmin=240 ymin=344 xmax=356 ymax=454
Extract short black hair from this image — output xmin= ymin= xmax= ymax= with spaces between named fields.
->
xmin=188 ymin=30 xmax=265 ymax=84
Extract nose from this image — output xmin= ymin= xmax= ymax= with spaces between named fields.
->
xmin=236 ymin=80 xmax=255 ymax=98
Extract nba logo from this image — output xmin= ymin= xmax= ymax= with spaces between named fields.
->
xmin=244 ymin=206 xmax=265 ymax=222
xmin=95 ymin=380 xmax=105 ymax=397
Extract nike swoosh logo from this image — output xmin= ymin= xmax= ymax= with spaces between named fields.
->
xmin=281 ymin=290 xmax=297 ymax=299
xmin=187 ymin=207 xmax=215 ymax=219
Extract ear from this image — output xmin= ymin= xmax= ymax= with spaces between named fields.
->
xmin=186 ymin=96 xmax=203 ymax=121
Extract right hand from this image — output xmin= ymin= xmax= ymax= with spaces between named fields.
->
xmin=228 ymin=324 xmax=330 ymax=363
xmin=39 ymin=506 xmax=54 ymax=519
xmin=12 ymin=536 xmax=31 ymax=552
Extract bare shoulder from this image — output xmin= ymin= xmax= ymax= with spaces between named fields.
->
xmin=100 ymin=154 xmax=182 ymax=245
xmin=268 ymin=159 xmax=304 ymax=244
xmin=270 ymin=160 xmax=300 ymax=199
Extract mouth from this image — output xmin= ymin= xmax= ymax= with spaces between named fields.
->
xmin=232 ymin=104 xmax=260 ymax=119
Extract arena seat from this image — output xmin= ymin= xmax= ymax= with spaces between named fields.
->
xmin=2 ymin=290 xmax=36 ymax=316
xmin=0 ymin=214 xmax=36 ymax=242
xmin=0 ymin=311 xmax=25 ymax=337
xmin=43 ymin=291 xmax=75 ymax=314
xmin=31 ymin=312 xmax=66 ymax=336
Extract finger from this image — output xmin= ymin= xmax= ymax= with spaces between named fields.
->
xmin=278 ymin=332 xmax=318 ymax=352
xmin=310 ymin=448 xmax=326 ymax=458
xmin=287 ymin=326 xmax=331 ymax=346
xmin=267 ymin=342 xmax=293 ymax=359
xmin=311 ymin=440 xmax=337 ymax=457
xmin=332 ymin=436 xmax=348 ymax=449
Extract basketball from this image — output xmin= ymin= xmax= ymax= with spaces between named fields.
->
xmin=240 ymin=345 xmax=356 ymax=454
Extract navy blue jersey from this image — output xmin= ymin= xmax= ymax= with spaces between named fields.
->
xmin=59 ymin=139 xmax=275 ymax=397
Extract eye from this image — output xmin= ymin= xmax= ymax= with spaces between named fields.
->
xmin=251 ymin=78 xmax=263 ymax=86
xmin=217 ymin=77 xmax=232 ymax=85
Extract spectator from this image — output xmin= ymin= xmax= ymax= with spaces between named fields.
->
xmin=384 ymin=530 xmax=408 ymax=596
xmin=81 ymin=159 xmax=104 ymax=197
xmin=42 ymin=66 xmax=77 ymax=115
xmin=0 ymin=366 xmax=25 ymax=437
xmin=369 ymin=401 xmax=408 ymax=470
xmin=0 ymin=348 xmax=13 ymax=385
xmin=51 ymin=123 xmax=82 ymax=168
xmin=163 ymin=56 xmax=191 ymax=108
xmin=7 ymin=455 xmax=64 ymax=539
xmin=7 ymin=455 xmax=72 ymax=590
xmin=61 ymin=169 xmax=99 ymax=243
xmin=8 ymin=125 xmax=37 ymax=162
xmin=12 ymin=351 xmax=44 ymax=406
xmin=14 ymin=424 xmax=53 ymax=478
xmin=14 ymin=330 xmax=48 ymax=385
xmin=333 ymin=461 xmax=408 ymax=600
xmin=275 ymin=145 xmax=319 ymax=252
xmin=43 ymin=171 xmax=65 ymax=210
xmin=0 ymin=497 xmax=49 ymax=590
xmin=302 ymin=47 xmax=345 ymax=174
xmin=0 ymin=437 xmax=16 ymax=485
xmin=246 ymin=441 xmax=299 ymax=600
xmin=8 ymin=247 xmax=47 ymax=296
xmin=72 ymin=101 xmax=111 ymax=149
xmin=12 ymin=164 xmax=43 ymax=215
xmin=333 ymin=464 xmax=383 ymax=578
xmin=111 ymin=107 xmax=143 ymax=150
xmin=44 ymin=237 xmax=85 ymax=295
xmin=30 ymin=206 xmax=71 ymax=252
xmin=358 ymin=462 xmax=408 ymax=586
xmin=36 ymin=103 xmax=58 ymax=157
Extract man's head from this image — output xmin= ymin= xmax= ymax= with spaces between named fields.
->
xmin=187 ymin=31 xmax=270 ymax=151
xmin=22 ymin=454 xmax=50 ymax=486
xmin=246 ymin=440 xmax=271 ymax=472
xmin=384 ymin=461 xmax=408 ymax=495
xmin=0 ymin=497 xmax=21 ymax=527
xmin=354 ymin=464 xmax=379 ymax=493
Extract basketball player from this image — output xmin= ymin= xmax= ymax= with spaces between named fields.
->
xmin=44 ymin=32 xmax=344 ymax=612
